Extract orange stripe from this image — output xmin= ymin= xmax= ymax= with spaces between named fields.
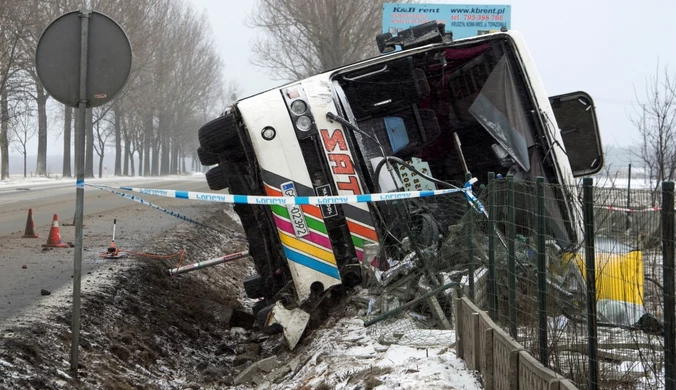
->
xmin=301 ymin=204 xmax=322 ymax=219
xmin=264 ymin=185 xmax=282 ymax=196
xmin=265 ymin=183 xmax=323 ymax=219
xmin=347 ymin=219 xmax=378 ymax=241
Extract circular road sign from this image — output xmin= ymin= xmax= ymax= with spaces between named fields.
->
xmin=36 ymin=10 xmax=132 ymax=108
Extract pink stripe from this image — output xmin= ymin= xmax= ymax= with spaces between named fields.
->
xmin=355 ymin=248 xmax=364 ymax=261
xmin=273 ymin=215 xmax=333 ymax=250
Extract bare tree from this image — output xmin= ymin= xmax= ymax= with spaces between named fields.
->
xmin=160 ymin=5 xmax=222 ymax=175
xmin=93 ymin=0 xmax=226 ymax=177
xmin=0 ymin=89 xmax=8 ymax=179
xmin=248 ymin=0 xmax=412 ymax=81
xmin=10 ymin=0 xmax=86 ymax=177
xmin=0 ymin=0 xmax=30 ymax=180
xmin=11 ymin=100 xmax=36 ymax=178
xmin=63 ymin=106 xmax=72 ymax=177
xmin=2 ymin=0 xmax=230 ymax=179
xmin=93 ymin=106 xmax=113 ymax=178
xmin=631 ymin=62 xmax=676 ymax=204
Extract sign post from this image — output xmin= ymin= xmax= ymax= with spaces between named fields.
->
xmin=72 ymin=8 xmax=89 ymax=377
xmin=35 ymin=9 xmax=131 ymax=378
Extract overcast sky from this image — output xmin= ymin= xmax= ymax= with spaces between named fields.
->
xmin=189 ymin=0 xmax=676 ymax=149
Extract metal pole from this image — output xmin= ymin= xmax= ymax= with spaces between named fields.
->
xmin=466 ymin=172 xmax=475 ymax=301
xmin=626 ymin=163 xmax=632 ymax=231
xmin=583 ymin=177 xmax=598 ymax=390
xmin=488 ymin=172 xmax=496 ymax=320
xmin=167 ymin=250 xmax=250 ymax=276
xmin=364 ymin=282 xmax=458 ymax=327
xmin=663 ymin=181 xmax=675 ymax=390
xmin=111 ymin=218 xmax=116 ymax=243
xmin=70 ymin=8 xmax=90 ymax=378
xmin=507 ymin=174 xmax=517 ymax=339
xmin=536 ymin=176 xmax=548 ymax=367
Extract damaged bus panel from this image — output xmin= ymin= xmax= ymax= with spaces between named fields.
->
xmin=195 ymin=23 xmax=603 ymax=340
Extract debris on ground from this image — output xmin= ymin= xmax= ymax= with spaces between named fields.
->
xmin=0 ymin=203 xmax=480 ymax=389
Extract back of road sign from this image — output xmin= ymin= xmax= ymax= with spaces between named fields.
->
xmin=35 ymin=11 xmax=132 ymax=108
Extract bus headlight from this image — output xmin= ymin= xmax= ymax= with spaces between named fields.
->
xmin=290 ymin=100 xmax=307 ymax=116
xmin=296 ymin=116 xmax=312 ymax=131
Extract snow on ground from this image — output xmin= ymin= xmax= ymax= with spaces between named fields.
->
xmin=278 ymin=317 xmax=479 ymax=390
xmin=0 ymin=199 xmax=482 ymax=390
xmin=0 ymin=172 xmax=205 ymax=189
xmin=593 ymin=176 xmax=655 ymax=190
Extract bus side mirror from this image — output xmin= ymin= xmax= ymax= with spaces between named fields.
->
xmin=549 ymin=91 xmax=604 ymax=177
xmin=376 ymin=32 xmax=395 ymax=54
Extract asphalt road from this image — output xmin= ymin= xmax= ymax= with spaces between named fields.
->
xmin=0 ymin=176 xmax=209 ymax=236
xmin=0 ymin=175 xmax=215 ymax=321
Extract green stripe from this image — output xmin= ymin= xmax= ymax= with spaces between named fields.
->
xmin=351 ymin=235 xmax=368 ymax=249
xmin=270 ymin=205 xmax=328 ymax=234
xmin=270 ymin=204 xmax=288 ymax=217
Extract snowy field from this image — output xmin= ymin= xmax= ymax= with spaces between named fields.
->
xmin=0 ymin=172 xmax=205 ymax=189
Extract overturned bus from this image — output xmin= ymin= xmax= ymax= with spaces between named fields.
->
xmin=195 ymin=22 xmax=603 ymax=337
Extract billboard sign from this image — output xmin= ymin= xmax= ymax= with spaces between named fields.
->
xmin=383 ymin=3 xmax=511 ymax=40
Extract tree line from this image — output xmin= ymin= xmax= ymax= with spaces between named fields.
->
xmin=0 ymin=0 xmax=410 ymax=179
xmin=7 ymin=0 xmax=668 ymax=188
xmin=0 ymin=0 xmax=233 ymax=179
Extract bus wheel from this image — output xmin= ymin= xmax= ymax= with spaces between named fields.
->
xmin=197 ymin=146 xmax=219 ymax=166
xmin=206 ymin=165 xmax=229 ymax=191
xmin=198 ymin=113 xmax=239 ymax=154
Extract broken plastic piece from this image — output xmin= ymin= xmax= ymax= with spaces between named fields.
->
xmin=266 ymin=302 xmax=310 ymax=351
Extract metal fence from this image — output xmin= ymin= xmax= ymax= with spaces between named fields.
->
xmin=363 ymin=173 xmax=676 ymax=390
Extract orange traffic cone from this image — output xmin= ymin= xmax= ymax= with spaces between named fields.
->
xmin=22 ymin=209 xmax=39 ymax=238
xmin=42 ymin=214 xmax=68 ymax=248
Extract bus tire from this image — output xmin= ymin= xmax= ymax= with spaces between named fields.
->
xmin=198 ymin=113 xmax=239 ymax=154
xmin=206 ymin=165 xmax=229 ymax=191
xmin=197 ymin=146 xmax=219 ymax=166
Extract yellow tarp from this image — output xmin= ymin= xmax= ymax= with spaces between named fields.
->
xmin=569 ymin=249 xmax=644 ymax=305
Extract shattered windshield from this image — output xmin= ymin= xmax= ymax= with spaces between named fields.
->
xmin=334 ymin=37 xmax=573 ymax=248
xmin=469 ymin=55 xmax=533 ymax=171
xmin=336 ymin=40 xmax=538 ymax=187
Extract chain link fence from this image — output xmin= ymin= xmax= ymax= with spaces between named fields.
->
xmin=361 ymin=173 xmax=675 ymax=390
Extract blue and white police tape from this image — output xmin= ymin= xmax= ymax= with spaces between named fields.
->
xmin=92 ymin=182 xmax=486 ymax=214
xmin=89 ymin=184 xmax=237 ymax=236
xmin=464 ymin=179 xmax=486 ymax=216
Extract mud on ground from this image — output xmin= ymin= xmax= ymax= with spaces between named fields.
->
xmin=0 ymin=204 xmax=270 ymax=389
xmin=0 ymin=201 xmax=481 ymax=390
